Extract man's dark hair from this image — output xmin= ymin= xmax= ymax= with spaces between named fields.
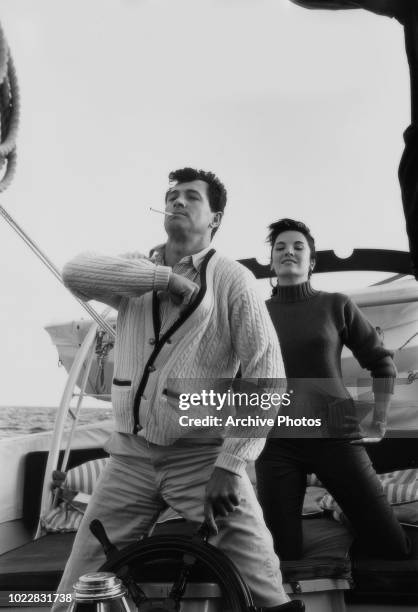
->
xmin=168 ymin=167 xmax=227 ymax=213
xmin=267 ymin=218 xmax=316 ymax=293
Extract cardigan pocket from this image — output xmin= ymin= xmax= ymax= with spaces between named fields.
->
xmin=112 ymin=378 xmax=132 ymax=387
xmin=111 ymin=381 xmax=134 ymax=432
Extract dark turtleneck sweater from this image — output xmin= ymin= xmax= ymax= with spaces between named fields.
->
xmin=266 ymin=281 xmax=396 ymax=404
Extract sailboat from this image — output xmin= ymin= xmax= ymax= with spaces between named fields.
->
xmin=1 ymin=247 xmax=417 ymax=611
xmin=44 ymin=248 xmax=418 ymax=413
xmin=0 ymin=2 xmax=417 ymax=608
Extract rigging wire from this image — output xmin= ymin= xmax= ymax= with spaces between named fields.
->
xmin=0 ymin=204 xmax=116 ymax=337
xmin=398 ymin=331 xmax=418 ymax=352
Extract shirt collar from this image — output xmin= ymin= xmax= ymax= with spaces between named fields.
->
xmin=150 ymin=244 xmax=212 ymax=271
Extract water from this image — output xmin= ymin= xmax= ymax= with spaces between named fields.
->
xmin=0 ymin=406 xmax=113 ymax=439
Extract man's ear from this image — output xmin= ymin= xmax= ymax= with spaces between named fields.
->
xmin=210 ymin=211 xmax=223 ymax=228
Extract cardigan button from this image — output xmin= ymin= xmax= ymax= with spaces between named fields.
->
xmin=149 ymin=338 xmax=156 ymax=345
xmin=148 ymin=365 xmax=156 ymax=373
xmin=166 ymin=339 xmax=172 ymax=344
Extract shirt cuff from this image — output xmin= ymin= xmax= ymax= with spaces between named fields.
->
xmin=153 ymin=265 xmax=171 ymax=291
xmin=214 ymin=452 xmax=246 ymax=476
xmin=372 ymin=377 xmax=395 ymax=395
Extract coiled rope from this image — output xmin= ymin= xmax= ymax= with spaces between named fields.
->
xmin=0 ymin=20 xmax=19 ymax=193
xmin=0 ymin=20 xmax=115 ymax=338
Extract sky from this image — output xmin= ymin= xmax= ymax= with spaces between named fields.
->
xmin=0 ymin=0 xmax=413 ymax=406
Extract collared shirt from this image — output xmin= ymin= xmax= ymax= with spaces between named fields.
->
xmin=151 ymin=244 xmax=213 ymax=336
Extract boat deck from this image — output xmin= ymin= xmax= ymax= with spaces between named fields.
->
xmin=0 ymin=521 xmax=33 ymax=556
xmin=0 ymin=519 xmax=417 ymax=611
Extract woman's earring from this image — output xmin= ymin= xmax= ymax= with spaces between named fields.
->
xmin=269 ymin=274 xmax=278 ymax=295
xmin=309 ymin=263 xmax=315 ymax=278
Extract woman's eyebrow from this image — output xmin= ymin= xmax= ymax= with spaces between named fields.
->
xmin=275 ymin=240 xmax=305 ymax=246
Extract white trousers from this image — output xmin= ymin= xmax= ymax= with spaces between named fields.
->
xmin=54 ymin=434 xmax=288 ymax=609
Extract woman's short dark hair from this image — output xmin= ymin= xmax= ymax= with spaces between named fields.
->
xmin=267 ymin=218 xmax=316 ymax=291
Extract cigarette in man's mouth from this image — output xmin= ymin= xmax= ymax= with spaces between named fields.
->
xmin=149 ymin=207 xmax=173 ymax=217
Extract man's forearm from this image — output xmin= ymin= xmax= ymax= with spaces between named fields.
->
xmin=215 ymin=437 xmax=266 ymax=476
xmin=62 ymin=252 xmax=171 ymax=303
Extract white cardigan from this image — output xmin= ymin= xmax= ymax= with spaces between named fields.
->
xmin=62 ymin=249 xmax=285 ymax=475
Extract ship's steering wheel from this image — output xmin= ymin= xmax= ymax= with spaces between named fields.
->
xmin=91 ymin=519 xmax=256 ymax=611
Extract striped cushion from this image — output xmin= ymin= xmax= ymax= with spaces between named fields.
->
xmin=307 ymin=469 xmax=418 ymax=505
xmin=64 ymin=458 xmax=107 ymax=494
xmin=41 ymin=458 xmax=108 ymax=534
xmin=308 ymin=469 xmax=418 ymax=524
xmin=379 ymin=469 xmax=418 ymax=504
xmin=41 ymin=502 xmax=83 ymax=533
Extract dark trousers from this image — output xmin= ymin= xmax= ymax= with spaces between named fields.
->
xmin=255 ymin=438 xmax=410 ymax=560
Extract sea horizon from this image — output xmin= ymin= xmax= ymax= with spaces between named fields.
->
xmin=0 ymin=405 xmax=113 ymax=439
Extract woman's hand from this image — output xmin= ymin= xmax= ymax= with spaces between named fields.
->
xmin=350 ymin=421 xmax=386 ymax=444
xmin=351 ymin=393 xmax=389 ymax=444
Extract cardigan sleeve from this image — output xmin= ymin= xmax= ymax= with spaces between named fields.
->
xmin=62 ymin=251 xmax=171 ymax=310
xmin=342 ymin=297 xmax=397 ymax=394
xmin=214 ymin=265 xmax=286 ymax=475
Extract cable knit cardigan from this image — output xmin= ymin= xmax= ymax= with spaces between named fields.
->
xmin=62 ymin=249 xmax=285 ymax=475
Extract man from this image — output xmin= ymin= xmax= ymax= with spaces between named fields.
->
xmin=56 ymin=168 xmax=301 ymax=611
xmin=290 ymin=0 xmax=418 ymax=279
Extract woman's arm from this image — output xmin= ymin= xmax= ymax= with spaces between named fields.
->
xmin=343 ymin=297 xmax=396 ymax=442
xmin=342 ymin=297 xmax=397 ymax=389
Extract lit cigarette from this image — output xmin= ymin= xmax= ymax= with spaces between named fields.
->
xmin=149 ymin=207 xmax=173 ymax=217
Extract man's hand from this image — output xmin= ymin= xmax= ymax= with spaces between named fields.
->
xmin=204 ymin=467 xmax=241 ymax=535
xmin=167 ymin=273 xmax=199 ymax=306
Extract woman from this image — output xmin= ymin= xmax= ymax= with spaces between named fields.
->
xmin=255 ymin=218 xmax=409 ymax=560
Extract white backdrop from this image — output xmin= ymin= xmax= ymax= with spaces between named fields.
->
xmin=0 ymin=0 xmax=411 ymax=405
